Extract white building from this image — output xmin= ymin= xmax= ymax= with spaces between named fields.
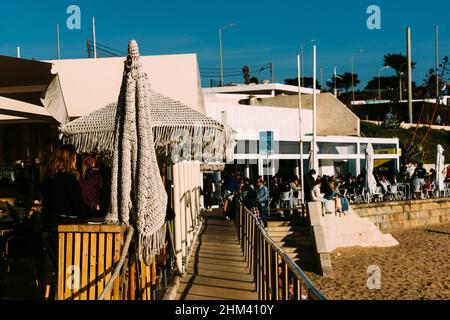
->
xmin=204 ymin=84 xmax=400 ymax=180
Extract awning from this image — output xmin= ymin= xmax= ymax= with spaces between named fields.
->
xmin=59 ymin=89 xmax=236 ymax=164
xmin=0 ymin=55 xmax=68 ymax=124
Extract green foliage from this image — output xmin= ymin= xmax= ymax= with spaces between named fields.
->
xmin=361 ymin=121 xmax=450 ymax=163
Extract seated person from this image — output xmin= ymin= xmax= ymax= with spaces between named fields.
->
xmin=289 ymin=176 xmax=301 ymax=198
xmin=379 ymin=176 xmax=391 ymax=194
xmin=311 ymin=178 xmax=334 ymax=214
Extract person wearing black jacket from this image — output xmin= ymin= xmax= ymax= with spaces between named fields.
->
xmin=303 ymin=169 xmax=316 ymax=203
xmin=42 ymin=145 xmax=90 ymax=233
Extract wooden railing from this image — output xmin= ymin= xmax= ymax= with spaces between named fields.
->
xmin=236 ymin=202 xmax=326 ymax=301
xmin=57 ymin=224 xmax=167 ymax=300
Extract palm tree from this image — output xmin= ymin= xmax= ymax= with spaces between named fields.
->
xmin=383 ymin=53 xmax=416 ymax=76
xmin=383 ymin=53 xmax=416 ymax=101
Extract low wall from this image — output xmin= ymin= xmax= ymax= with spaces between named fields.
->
xmin=352 ymin=198 xmax=450 ymax=233
xmin=308 ymin=202 xmax=398 ymax=278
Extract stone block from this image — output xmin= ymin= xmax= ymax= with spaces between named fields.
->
xmin=408 ymin=219 xmax=420 ymax=228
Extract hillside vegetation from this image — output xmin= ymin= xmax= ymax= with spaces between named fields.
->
xmin=361 ymin=121 xmax=450 ymax=164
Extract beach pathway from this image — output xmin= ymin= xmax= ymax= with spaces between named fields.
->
xmin=175 ymin=209 xmax=258 ymax=300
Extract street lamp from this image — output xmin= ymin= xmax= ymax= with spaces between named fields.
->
xmin=397 ymin=62 xmax=408 ymax=102
xmin=219 ymin=23 xmax=236 ymax=87
xmin=378 ymin=66 xmax=390 ymax=100
xmin=351 ymin=49 xmax=364 ymax=103
xmin=333 ymin=66 xmax=343 ymax=97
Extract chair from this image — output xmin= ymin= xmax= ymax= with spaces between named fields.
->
xmin=292 ymin=190 xmax=302 ymax=208
xmin=386 ymin=185 xmax=398 ymax=201
xmin=280 ymin=191 xmax=293 ymax=209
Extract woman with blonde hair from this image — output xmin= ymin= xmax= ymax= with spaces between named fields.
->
xmin=42 ymin=145 xmax=90 ymax=232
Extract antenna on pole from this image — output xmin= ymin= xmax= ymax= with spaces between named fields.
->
xmin=56 ymin=24 xmax=61 ymax=60
xmin=407 ymin=27 xmax=413 ymax=124
xmin=92 ymin=17 xmax=97 ymax=59
xmin=87 ymin=40 xmax=92 ymax=58
xmin=270 ymin=62 xmax=274 ymax=83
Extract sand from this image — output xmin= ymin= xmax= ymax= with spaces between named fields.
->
xmin=305 ymin=223 xmax=450 ymax=300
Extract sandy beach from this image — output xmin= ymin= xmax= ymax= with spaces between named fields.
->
xmin=305 ymin=223 xmax=450 ymax=300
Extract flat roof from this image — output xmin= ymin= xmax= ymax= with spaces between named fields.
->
xmin=203 ymin=83 xmax=320 ymax=95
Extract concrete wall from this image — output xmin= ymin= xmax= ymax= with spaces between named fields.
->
xmin=308 ymin=201 xmax=398 ymax=277
xmin=252 ymin=93 xmax=360 ymax=137
xmin=352 ymin=199 xmax=450 ymax=233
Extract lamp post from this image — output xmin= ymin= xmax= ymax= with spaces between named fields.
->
xmin=398 ymin=62 xmax=407 ymax=102
xmin=219 ymin=23 xmax=236 ymax=87
xmin=299 ymin=40 xmax=316 ymax=87
xmin=378 ymin=66 xmax=390 ymax=100
xmin=351 ymin=49 xmax=364 ymax=104
xmin=333 ymin=66 xmax=343 ymax=97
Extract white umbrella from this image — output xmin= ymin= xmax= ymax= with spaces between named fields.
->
xmin=436 ymin=144 xmax=445 ymax=193
xmin=106 ymin=40 xmax=168 ymax=265
xmin=308 ymin=141 xmax=319 ymax=173
xmin=365 ymin=143 xmax=378 ymax=195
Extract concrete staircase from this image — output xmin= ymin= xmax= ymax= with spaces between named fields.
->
xmin=267 ymin=219 xmax=318 ymax=273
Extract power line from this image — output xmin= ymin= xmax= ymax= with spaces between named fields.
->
xmin=87 ymin=40 xmax=127 ymax=55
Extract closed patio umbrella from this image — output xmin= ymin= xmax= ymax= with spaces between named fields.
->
xmin=106 ymin=40 xmax=167 ymax=265
xmin=365 ymin=143 xmax=378 ymax=196
xmin=436 ymin=144 xmax=445 ymax=193
xmin=308 ymin=142 xmax=319 ymax=172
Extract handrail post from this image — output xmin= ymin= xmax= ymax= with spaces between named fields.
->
xmin=283 ymin=261 xmax=289 ymax=300
xmin=239 ymin=204 xmax=326 ymax=301
xmin=275 ymin=253 xmax=279 ymax=300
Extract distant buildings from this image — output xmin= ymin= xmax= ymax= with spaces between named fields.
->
xmin=204 ymin=84 xmax=400 ymax=179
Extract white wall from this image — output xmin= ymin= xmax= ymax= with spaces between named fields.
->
xmin=48 ymin=54 xmax=203 ymax=117
xmin=204 ymin=94 xmax=313 ymax=142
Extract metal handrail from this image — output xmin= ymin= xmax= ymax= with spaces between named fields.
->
xmin=98 ymin=226 xmax=134 ymax=300
xmin=237 ymin=203 xmax=326 ymax=300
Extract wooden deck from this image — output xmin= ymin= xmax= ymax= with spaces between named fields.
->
xmin=175 ymin=209 xmax=257 ymax=300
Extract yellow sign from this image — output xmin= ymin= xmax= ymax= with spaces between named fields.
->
xmin=374 ymin=148 xmax=396 ymax=155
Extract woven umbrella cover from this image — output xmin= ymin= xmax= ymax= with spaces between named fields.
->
xmin=436 ymin=144 xmax=445 ymax=192
xmin=107 ymin=40 xmax=167 ymax=265
xmin=365 ymin=143 xmax=378 ymax=195
xmin=59 ymin=93 xmax=235 ymax=165
xmin=308 ymin=142 xmax=319 ymax=172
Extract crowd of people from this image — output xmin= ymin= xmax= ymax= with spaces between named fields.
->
xmin=0 ymin=145 xmax=108 ymax=234
xmin=204 ymin=161 xmax=450 ymax=224
xmin=41 ymin=145 xmax=106 ymax=233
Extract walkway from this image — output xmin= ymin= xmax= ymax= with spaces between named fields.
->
xmin=175 ymin=209 xmax=258 ymax=300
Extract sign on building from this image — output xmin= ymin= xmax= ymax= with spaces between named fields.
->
xmin=259 ymin=131 xmax=274 ymax=155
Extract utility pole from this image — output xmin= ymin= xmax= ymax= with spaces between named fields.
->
xmin=351 ymin=49 xmax=364 ymax=104
xmin=312 ymin=44 xmax=317 ymax=171
xmin=56 ymin=24 xmax=61 ymax=60
xmin=297 ymin=53 xmax=304 ymax=205
xmin=407 ymin=27 xmax=413 ymax=124
xmin=320 ymin=65 xmax=323 ymax=91
xmin=334 ymin=66 xmax=337 ymax=97
xmin=219 ymin=23 xmax=236 ymax=87
xmin=300 ymin=45 xmax=305 ymax=87
xmin=92 ymin=17 xmax=97 ymax=59
xmin=270 ymin=62 xmax=274 ymax=83
xmin=435 ymin=25 xmax=439 ymax=104
xmin=87 ymin=40 xmax=92 ymax=58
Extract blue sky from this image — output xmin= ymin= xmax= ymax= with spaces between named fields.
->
xmin=1 ymin=0 xmax=449 ymax=88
